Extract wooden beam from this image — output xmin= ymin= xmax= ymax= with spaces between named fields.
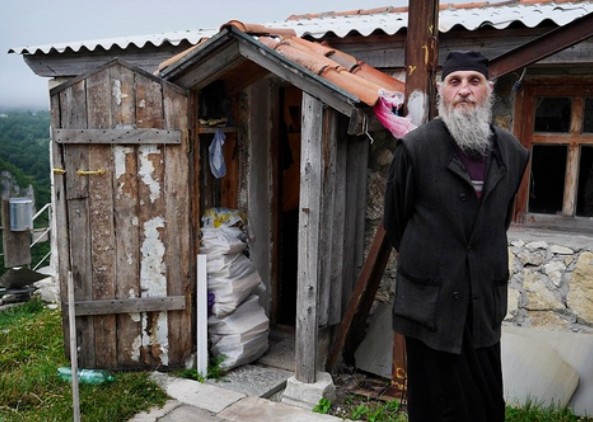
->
xmin=404 ymin=0 xmax=439 ymax=121
xmin=489 ymin=12 xmax=593 ymax=79
xmin=54 ymin=128 xmax=182 ymax=144
xmin=295 ymin=92 xmax=324 ymax=383
xmin=69 ymin=296 xmax=186 ymax=316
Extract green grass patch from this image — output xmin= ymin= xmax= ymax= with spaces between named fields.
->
xmin=0 ymin=299 xmax=168 ymax=421
xmin=315 ymin=394 xmax=592 ymax=422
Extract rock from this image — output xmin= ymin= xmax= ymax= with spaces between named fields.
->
xmin=567 ymin=252 xmax=593 ymax=324
xmin=550 ymin=245 xmax=575 ymax=255
xmin=523 ymin=270 xmax=564 ymax=311
xmin=525 ymin=240 xmax=549 ymax=251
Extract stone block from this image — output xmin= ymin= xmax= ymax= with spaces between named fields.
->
xmin=281 ymin=372 xmax=336 ymax=411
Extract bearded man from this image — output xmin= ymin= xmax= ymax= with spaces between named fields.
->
xmin=383 ymin=51 xmax=529 ymax=422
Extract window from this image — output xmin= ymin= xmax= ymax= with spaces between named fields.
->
xmin=514 ymin=81 xmax=593 ymax=228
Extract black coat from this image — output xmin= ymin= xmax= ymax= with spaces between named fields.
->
xmin=384 ymin=118 xmax=529 ymax=353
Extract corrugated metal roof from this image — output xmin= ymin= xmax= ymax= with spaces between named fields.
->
xmin=281 ymin=1 xmax=593 ymax=38
xmin=9 ymin=28 xmax=217 ymax=55
xmin=9 ymin=1 xmax=593 ymax=55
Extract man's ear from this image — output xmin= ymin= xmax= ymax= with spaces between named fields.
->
xmin=488 ymin=81 xmax=494 ymax=90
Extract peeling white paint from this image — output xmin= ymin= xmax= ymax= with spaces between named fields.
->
xmin=140 ymin=216 xmax=167 ymax=296
xmin=138 ymin=145 xmax=162 ymax=203
xmin=112 ymin=79 xmax=122 ymax=105
xmin=130 ymin=335 xmax=142 ymax=362
xmin=114 ymin=146 xmax=135 ymax=195
xmin=139 ymin=99 xmax=146 ymax=108
xmin=138 ymin=216 xmax=169 ymax=365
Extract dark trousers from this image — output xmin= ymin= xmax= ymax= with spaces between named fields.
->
xmin=405 ymin=331 xmax=505 ymax=422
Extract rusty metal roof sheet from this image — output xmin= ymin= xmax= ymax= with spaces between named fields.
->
xmin=9 ymin=1 xmax=593 ymax=55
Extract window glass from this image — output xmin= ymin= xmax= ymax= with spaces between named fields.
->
xmin=584 ymin=98 xmax=593 ymax=133
xmin=534 ymin=97 xmax=571 ymax=133
xmin=529 ymin=145 xmax=567 ymax=214
xmin=577 ymin=145 xmax=593 ymax=217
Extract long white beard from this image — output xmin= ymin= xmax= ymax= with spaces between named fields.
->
xmin=438 ymin=94 xmax=493 ymax=157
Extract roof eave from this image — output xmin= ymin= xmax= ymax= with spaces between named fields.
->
xmin=159 ymin=26 xmax=367 ymax=118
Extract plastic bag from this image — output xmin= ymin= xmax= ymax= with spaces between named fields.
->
xmin=209 ymin=129 xmax=227 ymax=178
xmin=202 ymin=207 xmax=246 ymax=229
xmin=373 ymin=89 xmax=416 ymax=138
xmin=208 ymin=269 xmax=262 ymax=317
xmin=201 ymin=226 xmax=246 ymax=255
xmin=209 ymin=294 xmax=269 ymax=370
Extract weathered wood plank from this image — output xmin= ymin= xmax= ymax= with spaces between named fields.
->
xmin=60 ymin=78 xmax=96 ymax=368
xmin=50 ymin=93 xmax=73 ymax=360
xmin=341 ymin=137 xmax=368 ymax=313
xmin=135 ymin=72 xmax=168 ymax=367
xmin=136 ymin=73 xmax=164 ymax=129
xmin=86 ymin=67 xmax=118 ymax=368
xmin=329 ymin=118 xmax=348 ymax=325
xmin=67 ymin=198 xmax=95 ymax=367
xmin=163 ymin=82 xmax=192 ymax=367
xmin=71 ymin=296 xmax=186 ymax=316
xmin=317 ymin=108 xmax=338 ymax=328
xmin=111 ymin=64 xmax=143 ymax=368
xmin=54 ymin=128 xmax=182 ymax=144
xmin=295 ymin=92 xmax=323 ymax=383
xmin=1 ymin=199 xmax=32 ymax=268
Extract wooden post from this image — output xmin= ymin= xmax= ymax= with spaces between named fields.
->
xmin=391 ymin=0 xmax=440 ymax=392
xmin=405 ymin=0 xmax=439 ymax=122
xmin=295 ymin=92 xmax=324 ymax=383
xmin=67 ymin=271 xmax=81 ymax=422
xmin=1 ymin=199 xmax=32 ymax=268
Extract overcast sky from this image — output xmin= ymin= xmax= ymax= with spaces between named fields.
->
xmin=1 ymin=0 xmax=410 ymax=110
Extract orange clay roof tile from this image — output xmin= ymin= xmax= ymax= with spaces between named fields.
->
xmin=224 ymin=20 xmax=404 ymax=106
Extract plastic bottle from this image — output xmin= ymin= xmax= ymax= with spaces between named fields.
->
xmin=57 ymin=367 xmax=115 ymax=384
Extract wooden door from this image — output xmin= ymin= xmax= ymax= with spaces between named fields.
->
xmin=51 ymin=60 xmax=193 ymax=369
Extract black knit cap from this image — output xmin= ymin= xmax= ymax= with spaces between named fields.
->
xmin=441 ymin=51 xmax=489 ymax=80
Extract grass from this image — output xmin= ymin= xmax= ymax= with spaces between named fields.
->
xmin=314 ymin=394 xmax=592 ymax=422
xmin=0 ymin=298 xmax=168 ymax=422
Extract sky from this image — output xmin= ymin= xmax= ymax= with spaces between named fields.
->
xmin=0 ymin=0 xmax=417 ymax=111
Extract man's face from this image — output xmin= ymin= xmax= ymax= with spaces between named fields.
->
xmin=439 ymin=70 xmax=492 ymax=116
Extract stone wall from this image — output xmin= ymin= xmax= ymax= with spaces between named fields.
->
xmin=506 ymin=229 xmax=593 ymax=334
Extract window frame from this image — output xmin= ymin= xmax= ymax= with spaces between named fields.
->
xmin=513 ymin=77 xmax=593 ymax=231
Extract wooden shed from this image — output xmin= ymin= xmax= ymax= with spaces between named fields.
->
xmin=49 ymin=24 xmax=403 ymax=372
xmin=51 ymin=60 xmax=193 ymax=368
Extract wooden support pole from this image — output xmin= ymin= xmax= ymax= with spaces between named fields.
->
xmin=295 ymin=92 xmax=324 ymax=383
xmin=391 ymin=0 xmax=440 ymax=392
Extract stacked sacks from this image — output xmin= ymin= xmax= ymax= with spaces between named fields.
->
xmin=201 ymin=208 xmax=269 ymax=370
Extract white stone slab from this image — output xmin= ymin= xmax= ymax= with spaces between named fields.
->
xmin=354 ymin=301 xmax=393 ymax=379
xmin=503 ymin=326 xmax=593 ymax=416
xmin=220 ymin=396 xmax=343 ymax=421
xmin=206 ymin=364 xmax=293 ymax=397
xmin=165 ymin=378 xmax=246 ymax=413
xmin=502 ymin=328 xmax=579 ymax=409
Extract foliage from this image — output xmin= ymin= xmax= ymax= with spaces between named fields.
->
xmin=320 ymin=391 xmax=592 ymax=422
xmin=0 ymin=109 xmax=52 ymax=276
xmin=174 ymin=353 xmax=227 ymax=382
xmin=322 ymin=394 xmax=407 ymax=422
xmin=0 ymin=298 xmax=168 ymax=421
xmin=0 ymin=110 xmax=51 ymax=207
xmin=313 ymin=397 xmax=332 ymax=414
xmin=506 ymin=400 xmax=591 ymax=422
